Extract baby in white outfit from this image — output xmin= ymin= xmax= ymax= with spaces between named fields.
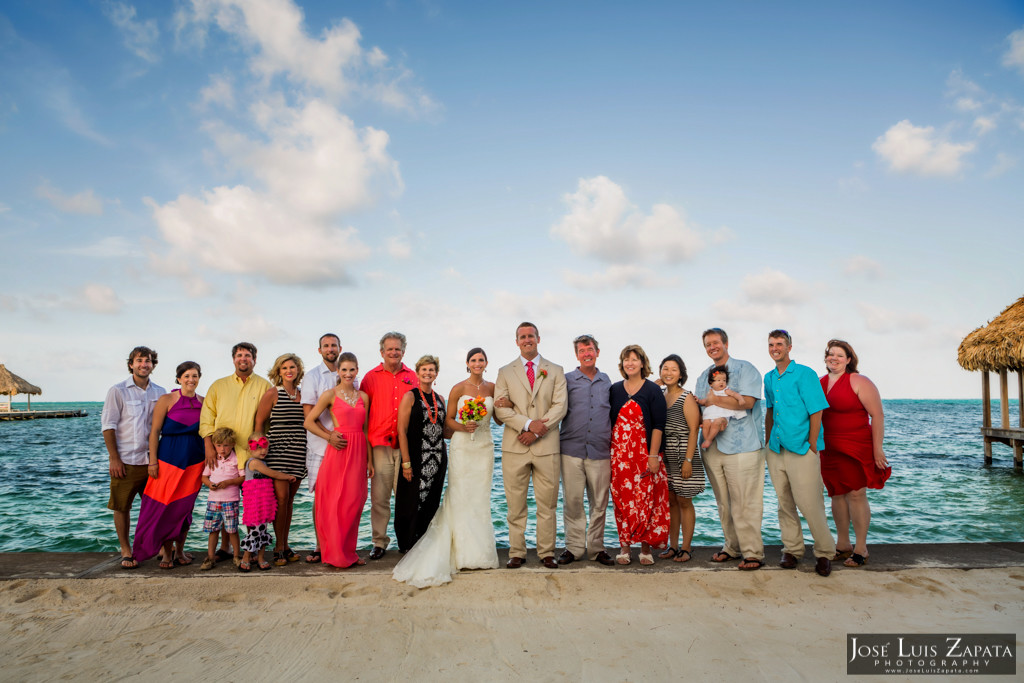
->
xmin=701 ymin=366 xmax=745 ymax=449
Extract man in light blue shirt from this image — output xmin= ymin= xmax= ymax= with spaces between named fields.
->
xmin=764 ymin=329 xmax=836 ymax=577
xmin=694 ymin=328 xmax=766 ymax=570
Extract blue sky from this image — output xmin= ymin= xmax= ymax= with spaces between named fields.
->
xmin=1 ymin=1 xmax=1022 ymax=401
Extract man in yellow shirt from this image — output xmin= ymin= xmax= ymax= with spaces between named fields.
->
xmin=199 ymin=342 xmax=272 ymax=470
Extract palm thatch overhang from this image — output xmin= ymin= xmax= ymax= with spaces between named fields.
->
xmin=0 ymin=365 xmax=42 ymax=396
xmin=957 ymin=295 xmax=1024 ymax=467
xmin=957 ymin=296 xmax=1024 ymax=372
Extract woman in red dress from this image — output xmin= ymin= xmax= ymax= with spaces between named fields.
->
xmin=609 ymin=345 xmax=669 ymax=566
xmin=819 ymin=340 xmax=891 ymax=567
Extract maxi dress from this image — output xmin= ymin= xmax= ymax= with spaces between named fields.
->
xmin=133 ymin=390 xmax=204 ymax=562
xmin=314 ymin=396 xmax=369 ymax=568
xmin=393 ymin=388 xmax=447 ymax=552
xmin=393 ymin=396 xmax=499 ymax=587
xmin=610 ymin=399 xmax=670 ymax=549
xmin=819 ymin=373 xmax=891 ymax=496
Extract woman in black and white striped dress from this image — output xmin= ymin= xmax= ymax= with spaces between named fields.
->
xmin=256 ymin=353 xmax=307 ymax=566
xmin=658 ymin=354 xmax=705 ymax=563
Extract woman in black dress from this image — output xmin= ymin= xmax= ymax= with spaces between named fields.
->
xmin=395 ymin=355 xmax=450 ymax=552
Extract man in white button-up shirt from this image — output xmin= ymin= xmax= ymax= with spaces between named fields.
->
xmin=101 ymin=346 xmax=165 ymax=570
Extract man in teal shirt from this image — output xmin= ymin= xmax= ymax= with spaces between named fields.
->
xmin=764 ymin=330 xmax=836 ymax=577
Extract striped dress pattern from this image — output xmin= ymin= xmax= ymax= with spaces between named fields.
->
xmin=265 ymin=388 xmax=307 ymax=479
xmin=662 ymin=390 xmax=706 ymax=499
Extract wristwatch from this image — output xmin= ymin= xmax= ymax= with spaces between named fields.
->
xmin=402 ymin=462 xmax=411 ymax=470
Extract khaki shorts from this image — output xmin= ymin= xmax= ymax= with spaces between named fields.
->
xmin=107 ymin=464 xmax=149 ymax=512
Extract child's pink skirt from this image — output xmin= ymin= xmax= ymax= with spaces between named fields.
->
xmin=241 ymin=479 xmax=277 ymax=527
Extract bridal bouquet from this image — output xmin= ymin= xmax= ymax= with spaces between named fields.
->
xmin=459 ymin=396 xmax=488 ymax=441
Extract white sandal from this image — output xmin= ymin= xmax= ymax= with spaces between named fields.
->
xmin=639 ymin=552 xmax=655 ymax=565
xmin=615 ymin=551 xmax=631 ymax=565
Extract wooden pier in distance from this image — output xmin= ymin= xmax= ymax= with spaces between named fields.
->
xmin=0 ymin=409 xmax=88 ymax=421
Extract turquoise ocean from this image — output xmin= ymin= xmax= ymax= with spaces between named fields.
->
xmin=1 ymin=400 xmax=1022 ymax=553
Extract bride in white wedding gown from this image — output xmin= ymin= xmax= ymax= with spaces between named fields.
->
xmin=393 ymin=348 xmax=500 ymax=587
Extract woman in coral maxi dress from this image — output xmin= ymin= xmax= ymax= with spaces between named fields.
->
xmin=303 ymin=353 xmax=373 ymax=569
xmin=819 ymin=340 xmax=891 ymax=568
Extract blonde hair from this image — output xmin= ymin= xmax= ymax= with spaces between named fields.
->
xmin=415 ymin=355 xmax=440 ymax=373
xmin=211 ymin=427 xmax=236 ymax=445
xmin=268 ymin=352 xmax=305 ymax=387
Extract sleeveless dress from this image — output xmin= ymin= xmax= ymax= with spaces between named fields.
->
xmin=394 ymin=388 xmax=447 ymax=552
xmin=132 ymin=391 xmax=204 ymax=562
xmin=394 ymin=396 xmax=499 ymax=588
xmin=315 ymin=396 xmax=369 ymax=568
xmin=662 ymin=390 xmax=705 ymax=499
xmin=240 ymin=459 xmax=276 ymax=552
xmin=610 ymin=399 xmax=670 ymax=548
xmin=820 ymin=373 xmax=891 ymax=496
xmin=265 ymin=387 xmax=307 ymax=479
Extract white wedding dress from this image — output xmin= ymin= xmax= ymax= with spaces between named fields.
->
xmin=393 ymin=396 xmax=499 ymax=587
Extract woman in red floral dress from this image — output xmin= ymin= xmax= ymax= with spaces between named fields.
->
xmin=609 ymin=345 xmax=669 ymax=565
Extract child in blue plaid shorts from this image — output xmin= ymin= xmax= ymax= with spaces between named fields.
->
xmin=199 ymin=428 xmax=244 ymax=571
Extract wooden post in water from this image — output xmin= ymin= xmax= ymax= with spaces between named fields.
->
xmin=999 ymin=368 xmax=1009 ymax=428
xmin=982 ymin=371 xmax=992 ymax=464
xmin=1017 ymin=371 xmax=1023 ymax=469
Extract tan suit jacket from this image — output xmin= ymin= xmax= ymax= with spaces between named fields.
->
xmin=494 ymin=356 xmax=568 ymax=454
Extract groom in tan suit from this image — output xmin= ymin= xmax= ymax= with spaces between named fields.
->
xmin=494 ymin=322 xmax=568 ymax=569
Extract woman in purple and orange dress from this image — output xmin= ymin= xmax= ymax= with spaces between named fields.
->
xmin=820 ymin=340 xmax=891 ymax=568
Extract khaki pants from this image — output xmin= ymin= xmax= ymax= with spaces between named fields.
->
xmin=370 ymin=446 xmax=401 ymax=549
xmin=766 ymin=447 xmax=836 ymax=559
xmin=703 ymin=443 xmax=765 ymax=561
xmin=503 ymin=450 xmax=560 ymax=559
xmin=560 ymin=455 xmax=610 ymax=559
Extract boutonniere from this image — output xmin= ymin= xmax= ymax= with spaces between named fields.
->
xmin=539 ymin=369 xmax=548 ymax=379
xmin=402 ymin=378 xmax=414 ymax=385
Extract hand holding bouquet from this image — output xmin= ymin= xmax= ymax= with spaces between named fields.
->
xmin=459 ymin=396 xmax=488 ymax=441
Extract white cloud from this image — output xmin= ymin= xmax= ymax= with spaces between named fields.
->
xmin=551 ymin=176 xmax=718 ymax=264
xmin=872 ymin=120 xmax=975 ymax=177
xmin=972 ymin=116 xmax=997 ymax=135
xmin=740 ymin=268 xmax=806 ymax=304
xmin=386 ymin=236 xmax=411 ymax=259
xmin=199 ymin=74 xmax=235 ymax=109
xmin=842 ymin=255 xmax=883 ymax=278
xmin=42 ymin=82 xmax=112 ymax=146
xmin=56 ymin=236 xmax=139 ymax=258
xmin=857 ymin=302 xmax=928 ymax=333
xmin=35 ymin=180 xmax=104 ymax=215
xmin=954 ymin=97 xmax=982 ymax=112
xmin=103 ymin=2 xmax=160 ymax=63
xmin=81 ymin=284 xmax=123 ymax=314
xmin=562 ymin=265 xmax=675 ymax=290
xmin=187 ymin=0 xmax=435 ymax=113
xmin=1002 ymin=26 xmax=1024 ymax=75
xmin=147 ymin=185 xmax=370 ymax=286
xmin=985 ymin=152 xmax=1017 ymax=178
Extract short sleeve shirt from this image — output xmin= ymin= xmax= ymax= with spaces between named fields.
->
xmin=695 ymin=358 xmax=764 ymax=454
xmin=301 ymin=362 xmax=341 ymax=458
xmin=764 ymin=360 xmax=830 ymax=455
xmin=560 ymin=368 xmax=612 ymax=460
xmin=361 ymin=363 xmax=417 ymax=448
xmin=203 ymin=451 xmax=241 ymax=502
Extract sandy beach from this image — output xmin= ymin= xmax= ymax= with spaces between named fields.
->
xmin=1 ymin=546 xmax=1021 ymax=682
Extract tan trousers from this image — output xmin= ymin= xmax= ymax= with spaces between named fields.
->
xmin=766 ymin=447 xmax=836 ymax=559
xmin=370 ymin=445 xmax=400 ymax=549
xmin=503 ymin=450 xmax=560 ymax=559
xmin=703 ymin=443 xmax=766 ymax=561
xmin=560 ymin=455 xmax=610 ymax=559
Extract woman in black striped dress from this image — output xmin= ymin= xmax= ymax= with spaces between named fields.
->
xmin=658 ymin=354 xmax=705 ymax=562
xmin=256 ymin=353 xmax=307 ymax=566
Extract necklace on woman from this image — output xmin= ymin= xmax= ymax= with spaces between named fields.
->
xmin=466 ymin=378 xmax=483 ymax=390
xmin=338 ymin=388 xmax=358 ymax=407
xmin=624 ymin=378 xmax=644 ymax=396
xmin=283 ymin=385 xmax=298 ymax=401
xmin=421 ymin=389 xmax=439 ymax=424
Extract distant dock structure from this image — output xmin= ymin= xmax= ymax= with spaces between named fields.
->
xmin=0 ymin=364 xmax=87 ymax=421
xmin=957 ymin=295 xmax=1024 ymax=468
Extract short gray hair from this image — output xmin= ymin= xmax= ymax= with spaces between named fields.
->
xmin=379 ymin=331 xmax=407 ymax=352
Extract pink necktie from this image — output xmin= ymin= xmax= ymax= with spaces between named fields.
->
xmin=526 ymin=361 xmax=535 ymax=389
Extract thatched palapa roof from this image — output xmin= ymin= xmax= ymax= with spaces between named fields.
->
xmin=0 ymin=364 xmax=42 ymax=396
xmin=957 ymin=295 xmax=1024 ymax=372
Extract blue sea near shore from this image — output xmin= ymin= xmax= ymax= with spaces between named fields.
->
xmin=0 ymin=400 xmax=1022 ymax=553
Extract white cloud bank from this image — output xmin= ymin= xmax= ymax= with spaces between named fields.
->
xmin=872 ymin=120 xmax=975 ymax=177
xmin=1003 ymin=26 xmax=1024 ymax=75
xmin=103 ymin=1 xmax=160 ymax=63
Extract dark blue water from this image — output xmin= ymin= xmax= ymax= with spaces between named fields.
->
xmin=0 ymin=400 xmax=1021 ymax=552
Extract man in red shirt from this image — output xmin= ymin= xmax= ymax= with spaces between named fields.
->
xmin=360 ymin=331 xmax=417 ymax=559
